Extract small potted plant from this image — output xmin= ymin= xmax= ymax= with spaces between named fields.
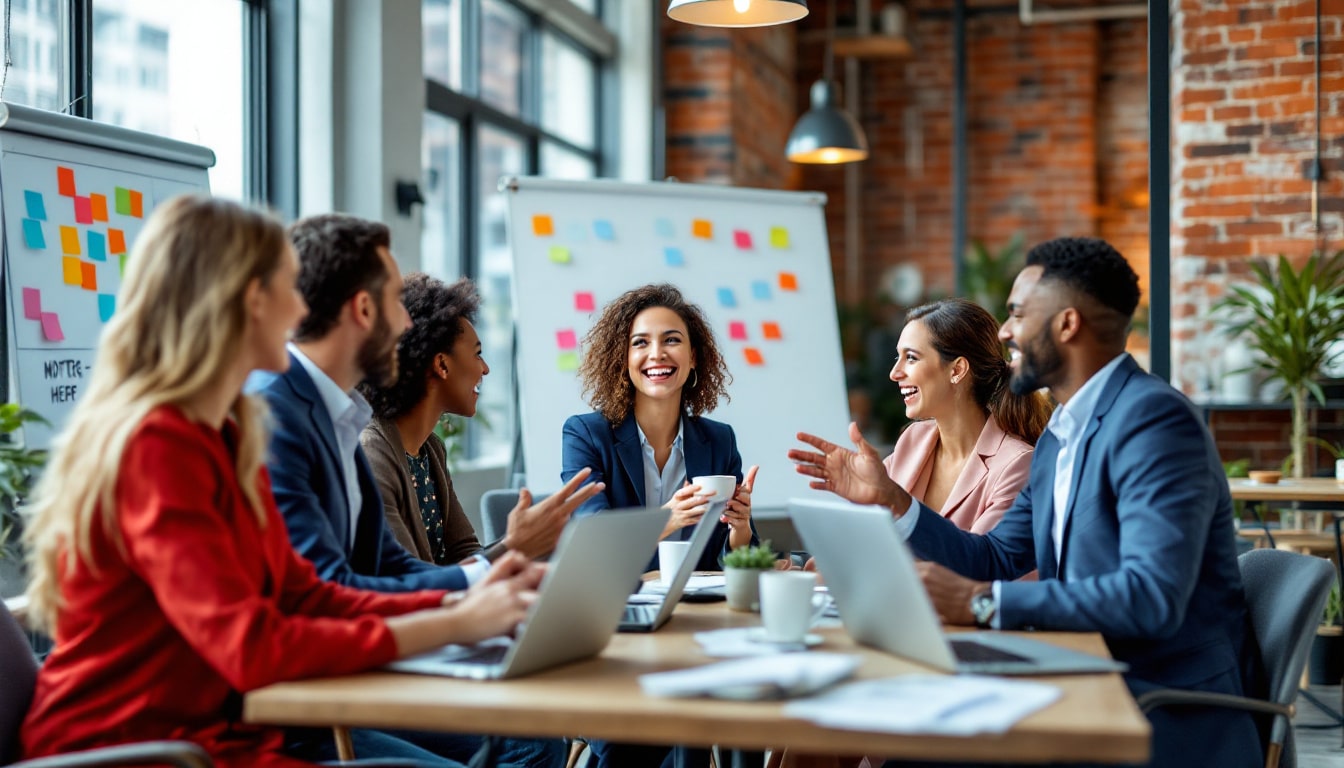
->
xmin=723 ymin=540 xmax=776 ymax=612
xmin=1310 ymin=581 xmax=1342 ymax=686
xmin=1310 ymin=437 xmax=1344 ymax=482
xmin=0 ymin=404 xmax=49 ymax=598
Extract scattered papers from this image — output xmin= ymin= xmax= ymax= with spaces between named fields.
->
xmin=694 ymin=627 xmax=814 ymax=657
xmin=784 ymin=674 xmax=1061 ymax=736
xmin=640 ymin=652 xmax=861 ymax=700
xmin=640 ymin=575 xmax=725 ymax=596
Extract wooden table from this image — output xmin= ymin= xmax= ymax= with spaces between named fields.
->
xmin=243 ymin=603 xmax=1150 ymax=765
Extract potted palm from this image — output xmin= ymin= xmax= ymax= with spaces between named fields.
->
xmin=723 ymin=540 xmax=777 ymax=612
xmin=0 ymin=404 xmax=49 ymax=598
xmin=1214 ymin=251 xmax=1344 ymax=479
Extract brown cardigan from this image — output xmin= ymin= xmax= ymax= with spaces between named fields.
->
xmin=360 ymin=417 xmax=484 ymax=565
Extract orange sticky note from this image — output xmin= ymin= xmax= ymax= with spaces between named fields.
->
xmin=532 ymin=214 xmax=554 ymax=236
xmin=57 ymin=166 xmax=75 ymax=196
xmin=778 ymin=272 xmax=798 ymax=291
xmin=62 ymin=257 xmax=82 ymax=285
xmin=59 ymin=226 xmax=80 ymax=255
xmin=744 ymin=347 xmax=764 ymax=366
xmin=762 ymin=322 xmax=782 ymax=340
xmin=691 ymin=219 xmax=713 ymax=239
xmin=108 ymin=228 xmax=127 ymax=254
xmin=129 ymin=190 xmax=143 ymax=218
xmin=90 ymin=193 xmax=109 ymax=222
xmin=80 ymin=261 xmax=97 ymax=291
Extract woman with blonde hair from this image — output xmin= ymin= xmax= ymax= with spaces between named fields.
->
xmin=20 ymin=196 xmax=542 ymax=768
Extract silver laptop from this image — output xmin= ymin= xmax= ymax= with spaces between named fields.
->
xmin=618 ymin=503 xmax=722 ymax=633
xmin=789 ymin=497 xmax=1127 ymax=676
xmin=388 ymin=507 xmax=669 ymax=680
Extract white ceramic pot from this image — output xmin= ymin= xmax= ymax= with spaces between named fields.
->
xmin=724 ymin=567 xmax=762 ymax=612
xmin=1336 ymin=458 xmax=1344 ymax=482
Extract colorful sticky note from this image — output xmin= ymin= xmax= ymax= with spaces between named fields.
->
xmin=87 ymin=231 xmax=107 ymax=262
xmin=59 ymin=226 xmax=80 ymax=255
xmin=119 ymin=254 xmax=128 ymax=277
xmin=556 ymin=329 xmax=578 ymax=350
xmin=22 ymin=219 xmax=45 ymax=250
xmin=115 ymin=187 xmax=132 ymax=216
xmin=62 ymin=257 xmax=81 ymax=286
xmin=129 ymin=190 xmax=143 ymax=218
xmin=90 ymin=193 xmax=108 ymax=222
xmin=734 ymin=230 xmax=753 ymax=249
xmin=655 ymin=218 xmax=674 ymax=238
xmin=80 ymin=261 xmax=97 ymax=291
xmin=22 ymin=288 xmax=41 ymax=320
xmin=593 ymin=220 xmax=615 ymax=241
xmin=98 ymin=294 xmax=116 ymax=322
xmin=73 ymin=196 xmax=92 ymax=224
xmin=575 ymin=291 xmax=596 ymax=312
xmin=549 ymin=246 xmax=572 ymax=264
xmin=744 ymin=347 xmax=764 ymax=366
xmin=751 ymin=280 xmax=771 ymax=300
xmin=692 ymin=219 xmax=713 ymax=239
xmin=779 ymin=272 xmax=799 ymax=291
xmin=716 ymin=287 xmax=737 ymax=308
xmin=728 ymin=321 xmax=747 ymax=341
xmin=109 ymin=228 xmax=127 ymax=254
xmin=24 ymin=190 xmax=46 ymax=220
xmin=762 ymin=321 xmax=782 ymax=340
xmin=57 ymin=167 xmax=75 ymax=196
xmin=557 ymin=351 xmax=579 ymax=371
xmin=664 ymin=247 xmax=685 ymax=267
xmin=532 ymin=214 xmax=554 ymax=236
xmin=769 ymin=227 xmax=790 ymax=249
xmin=40 ymin=312 xmax=63 ymax=342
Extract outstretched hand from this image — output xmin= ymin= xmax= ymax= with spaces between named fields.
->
xmin=787 ymin=422 xmax=911 ymax=515
xmin=721 ymin=465 xmax=758 ymax=549
xmin=503 ymin=467 xmax=605 ymax=559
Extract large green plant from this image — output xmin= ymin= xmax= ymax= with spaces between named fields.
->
xmin=1214 ymin=251 xmax=1344 ymax=478
xmin=963 ymin=233 xmax=1025 ymax=322
xmin=0 ymin=405 xmax=49 ymax=562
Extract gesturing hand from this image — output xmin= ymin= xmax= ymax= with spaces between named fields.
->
xmin=503 ymin=467 xmax=605 ymax=559
xmin=722 ymin=465 xmax=758 ymax=549
xmin=787 ymin=422 xmax=911 ymax=515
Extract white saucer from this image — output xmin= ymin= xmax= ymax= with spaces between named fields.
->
xmin=746 ymin=628 xmax=823 ymax=647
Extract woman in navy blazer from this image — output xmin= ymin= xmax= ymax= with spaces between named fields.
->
xmin=562 ymin=283 xmax=759 ymax=573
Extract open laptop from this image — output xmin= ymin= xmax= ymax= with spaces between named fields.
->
xmin=618 ymin=502 xmax=722 ymax=632
xmin=789 ymin=497 xmax=1127 ymax=676
xmin=387 ymin=507 xmax=669 ymax=680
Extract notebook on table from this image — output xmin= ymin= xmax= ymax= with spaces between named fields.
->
xmin=619 ymin=503 xmax=723 ymax=632
xmin=788 ymin=497 xmax=1127 ymax=676
xmin=387 ymin=506 xmax=669 ymax=680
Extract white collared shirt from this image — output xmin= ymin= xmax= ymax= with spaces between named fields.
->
xmin=637 ymin=419 xmax=689 ymax=539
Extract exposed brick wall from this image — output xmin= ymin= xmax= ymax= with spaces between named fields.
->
xmin=1210 ymin=403 xmax=1344 ymax=475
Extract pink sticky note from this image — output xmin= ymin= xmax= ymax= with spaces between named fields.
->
xmin=556 ymin=329 xmax=578 ymax=350
xmin=734 ymin=230 xmax=753 ymax=249
xmin=40 ymin=312 xmax=63 ymax=342
xmin=575 ymin=292 xmax=596 ymax=312
xmin=73 ymin=196 xmax=92 ymax=224
xmin=22 ymin=288 xmax=41 ymax=320
xmin=728 ymin=321 xmax=747 ymax=341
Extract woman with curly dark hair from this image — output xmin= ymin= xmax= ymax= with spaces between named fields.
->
xmin=359 ymin=273 xmax=602 ymax=569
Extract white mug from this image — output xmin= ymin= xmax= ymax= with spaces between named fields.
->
xmin=758 ymin=570 xmax=828 ymax=643
xmin=657 ymin=541 xmax=691 ymax=586
xmin=691 ymin=474 xmax=737 ymax=503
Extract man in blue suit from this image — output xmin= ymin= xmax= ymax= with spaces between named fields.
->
xmin=791 ymin=237 xmax=1262 ymax=768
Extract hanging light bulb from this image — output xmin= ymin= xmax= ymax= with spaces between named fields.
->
xmin=786 ymin=2 xmax=868 ymax=164
xmin=668 ymin=0 xmax=808 ymax=28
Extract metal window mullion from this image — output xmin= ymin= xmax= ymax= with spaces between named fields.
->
xmin=463 ymin=0 xmax=481 ymax=99
xmin=66 ymin=0 xmax=92 ymax=117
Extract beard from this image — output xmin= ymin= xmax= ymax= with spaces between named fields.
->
xmin=1009 ymin=331 xmax=1063 ymax=396
xmin=358 ymin=309 xmax=400 ymax=388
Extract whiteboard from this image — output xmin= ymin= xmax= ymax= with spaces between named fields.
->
xmin=505 ymin=177 xmax=850 ymax=510
xmin=0 ymin=103 xmax=213 ymax=447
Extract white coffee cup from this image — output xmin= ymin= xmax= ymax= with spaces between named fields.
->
xmin=658 ymin=540 xmax=691 ymax=586
xmin=692 ymin=474 xmax=737 ymax=503
xmin=758 ymin=570 xmax=828 ymax=643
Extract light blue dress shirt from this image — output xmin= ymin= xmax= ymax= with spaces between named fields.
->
xmin=636 ymin=419 xmax=691 ymax=539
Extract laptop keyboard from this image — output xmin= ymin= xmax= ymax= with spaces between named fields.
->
xmin=949 ymin=639 xmax=1031 ymax=664
xmin=436 ymin=642 xmax=511 ymax=666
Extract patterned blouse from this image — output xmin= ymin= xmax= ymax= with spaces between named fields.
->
xmin=406 ymin=449 xmax=449 ymax=565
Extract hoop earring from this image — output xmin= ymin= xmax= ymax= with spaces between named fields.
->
xmin=689 ymin=369 xmax=699 ymax=389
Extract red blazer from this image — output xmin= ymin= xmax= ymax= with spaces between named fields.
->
xmin=883 ymin=416 xmax=1033 ymax=533
xmin=21 ymin=406 xmax=445 ymax=768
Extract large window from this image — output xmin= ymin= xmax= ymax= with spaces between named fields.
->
xmin=422 ymin=0 xmax=614 ymax=467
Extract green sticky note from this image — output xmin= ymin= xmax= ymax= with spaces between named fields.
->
xmin=770 ymin=227 xmax=789 ymax=249
xmin=119 ymin=254 xmax=128 ymax=276
xmin=115 ymin=187 xmax=132 ymax=216
xmin=549 ymin=245 xmax=571 ymax=264
xmin=557 ymin=351 xmax=579 ymax=371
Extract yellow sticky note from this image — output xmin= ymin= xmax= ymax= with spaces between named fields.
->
xmin=532 ymin=214 xmax=554 ymax=236
xmin=59 ymin=226 xmax=80 ymax=255
xmin=557 ymin=351 xmax=579 ymax=371
xmin=770 ymin=227 xmax=789 ymax=248
xmin=779 ymin=272 xmax=798 ymax=291
xmin=62 ymin=257 xmax=82 ymax=285
xmin=549 ymin=246 xmax=571 ymax=264
xmin=691 ymin=219 xmax=713 ymax=239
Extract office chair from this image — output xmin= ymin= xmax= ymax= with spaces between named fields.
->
xmin=1137 ymin=548 xmax=1334 ymax=768
xmin=479 ymin=490 xmax=553 ymax=544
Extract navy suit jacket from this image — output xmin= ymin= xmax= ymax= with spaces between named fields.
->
xmin=246 ymin=352 xmax=468 ymax=592
xmin=906 ymin=355 xmax=1262 ymax=767
xmin=561 ymin=411 xmax=757 ymax=571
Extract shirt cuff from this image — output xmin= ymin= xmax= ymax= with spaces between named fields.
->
xmin=990 ymin=580 xmax=1003 ymax=630
xmin=890 ymin=499 xmax=923 ymax=540
xmin=459 ymin=556 xmax=491 ymax=586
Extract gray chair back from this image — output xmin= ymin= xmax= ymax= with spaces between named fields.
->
xmin=1240 ymin=548 xmax=1335 ymax=751
xmin=479 ymin=490 xmax=548 ymax=544
xmin=0 ymin=602 xmax=38 ymax=765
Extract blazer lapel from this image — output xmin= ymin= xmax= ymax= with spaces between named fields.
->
xmin=939 ymin=419 xmax=1000 ymax=521
xmin=1033 ymin=431 xmax=1061 ymax=581
xmin=682 ymin=417 xmax=713 ymax=483
xmin=285 ymin=353 xmax=352 ymax=547
xmin=613 ymin=416 xmax=646 ymax=506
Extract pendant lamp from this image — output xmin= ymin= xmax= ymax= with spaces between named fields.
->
xmin=668 ymin=0 xmax=808 ymax=28
xmin=786 ymin=2 xmax=868 ymax=164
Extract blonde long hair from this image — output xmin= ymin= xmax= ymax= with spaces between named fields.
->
xmin=24 ymin=196 xmax=288 ymax=631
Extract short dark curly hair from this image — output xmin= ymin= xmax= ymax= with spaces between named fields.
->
xmin=287 ymin=214 xmax=391 ymax=342
xmin=359 ymin=274 xmax=480 ymax=420
xmin=1026 ymin=237 xmax=1140 ymax=345
xmin=578 ymin=283 xmax=731 ymax=423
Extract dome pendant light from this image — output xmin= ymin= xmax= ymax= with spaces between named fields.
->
xmin=786 ymin=2 xmax=868 ymax=164
xmin=668 ymin=0 xmax=809 ymax=28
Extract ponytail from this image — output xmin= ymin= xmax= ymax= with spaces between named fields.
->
xmin=985 ymin=357 xmax=1052 ymax=445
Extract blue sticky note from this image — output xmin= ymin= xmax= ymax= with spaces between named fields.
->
xmin=86 ymin=231 xmax=107 ymax=262
xmin=98 ymin=293 xmax=116 ymax=322
xmin=717 ymin=287 xmax=736 ymax=308
xmin=21 ymin=219 xmax=45 ymax=250
xmin=24 ymin=190 xmax=46 ymax=221
xmin=664 ymin=247 xmax=685 ymax=267
xmin=655 ymin=218 xmax=675 ymax=238
xmin=593 ymin=219 xmax=615 ymax=241
xmin=752 ymin=280 xmax=771 ymax=300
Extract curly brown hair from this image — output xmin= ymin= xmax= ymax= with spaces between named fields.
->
xmin=578 ymin=284 xmax=731 ymax=423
